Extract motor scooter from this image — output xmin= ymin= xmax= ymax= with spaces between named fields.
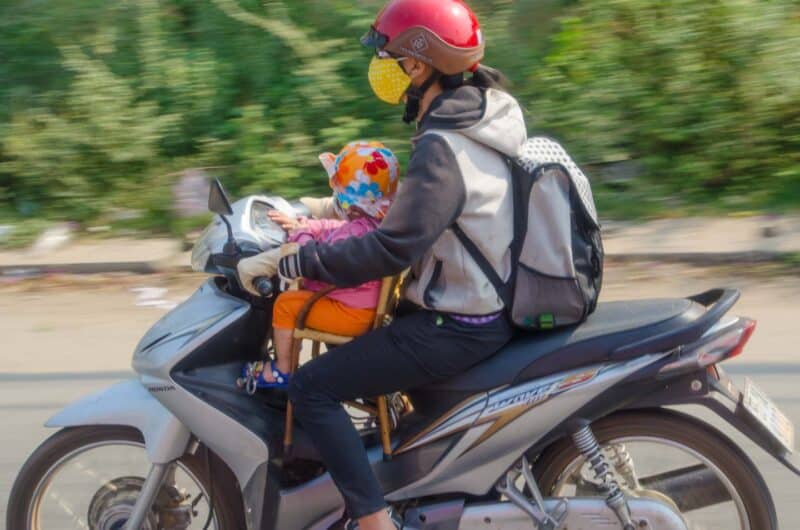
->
xmin=8 ymin=180 xmax=798 ymax=530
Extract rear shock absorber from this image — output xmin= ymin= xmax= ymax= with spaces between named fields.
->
xmin=610 ymin=443 xmax=640 ymax=490
xmin=572 ymin=426 xmax=637 ymax=530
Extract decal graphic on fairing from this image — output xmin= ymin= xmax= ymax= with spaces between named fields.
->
xmin=394 ymin=396 xmax=486 ymax=454
xmin=467 ymin=367 xmax=602 ymax=450
xmin=395 ymin=366 xmax=603 ymax=454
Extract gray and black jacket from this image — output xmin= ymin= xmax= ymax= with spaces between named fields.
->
xmin=298 ymin=85 xmax=528 ymax=315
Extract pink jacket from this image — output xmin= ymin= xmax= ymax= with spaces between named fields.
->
xmin=288 ymin=217 xmax=381 ymax=310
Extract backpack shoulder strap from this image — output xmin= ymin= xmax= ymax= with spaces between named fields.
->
xmin=451 ymin=223 xmax=513 ymax=309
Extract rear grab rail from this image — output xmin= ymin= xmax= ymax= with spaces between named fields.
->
xmin=610 ymin=288 xmax=741 ymax=361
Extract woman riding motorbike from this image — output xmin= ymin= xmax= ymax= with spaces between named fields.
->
xmin=241 ymin=1 xmax=528 ymax=528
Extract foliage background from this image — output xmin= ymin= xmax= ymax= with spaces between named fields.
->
xmin=1 ymin=0 xmax=798 ymax=238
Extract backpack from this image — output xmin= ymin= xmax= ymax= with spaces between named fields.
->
xmin=453 ymin=136 xmax=604 ymax=330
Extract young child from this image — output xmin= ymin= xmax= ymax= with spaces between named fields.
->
xmin=238 ymin=141 xmax=400 ymax=390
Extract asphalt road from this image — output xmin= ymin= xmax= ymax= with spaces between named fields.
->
xmin=2 ymin=367 xmax=800 ymax=529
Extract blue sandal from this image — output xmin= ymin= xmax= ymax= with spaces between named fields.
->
xmin=237 ymin=360 xmax=290 ymax=394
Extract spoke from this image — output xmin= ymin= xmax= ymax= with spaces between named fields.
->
xmin=191 ymin=491 xmax=206 ymax=509
xmin=49 ymin=491 xmax=88 ymax=529
xmin=72 ymin=460 xmax=114 ymax=489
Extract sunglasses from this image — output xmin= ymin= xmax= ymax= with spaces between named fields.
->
xmin=361 ymin=26 xmax=389 ymax=49
xmin=362 ymin=26 xmax=410 ymax=65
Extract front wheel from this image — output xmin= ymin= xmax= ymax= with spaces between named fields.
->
xmin=533 ymin=410 xmax=777 ymax=530
xmin=7 ymin=426 xmax=244 ymax=530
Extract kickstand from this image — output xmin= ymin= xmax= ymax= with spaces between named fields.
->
xmin=495 ymin=457 xmax=567 ymax=530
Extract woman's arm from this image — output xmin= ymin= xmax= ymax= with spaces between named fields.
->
xmin=293 ymin=135 xmax=467 ymax=287
xmin=299 ymin=196 xmax=338 ymax=219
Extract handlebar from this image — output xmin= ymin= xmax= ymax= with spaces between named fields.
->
xmin=254 ymin=277 xmax=275 ymax=298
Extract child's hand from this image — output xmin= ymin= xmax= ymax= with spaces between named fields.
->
xmin=268 ymin=210 xmax=305 ymax=232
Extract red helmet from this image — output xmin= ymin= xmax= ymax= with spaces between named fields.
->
xmin=362 ymin=0 xmax=485 ymax=76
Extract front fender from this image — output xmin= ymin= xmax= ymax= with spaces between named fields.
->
xmin=46 ymin=378 xmax=191 ymax=463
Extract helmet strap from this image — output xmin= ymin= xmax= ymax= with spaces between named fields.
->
xmin=403 ymin=71 xmax=440 ymax=124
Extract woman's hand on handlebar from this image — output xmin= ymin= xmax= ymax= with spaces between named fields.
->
xmin=237 ymin=248 xmax=281 ymax=296
xmin=268 ymin=210 xmax=306 ymax=233
xmin=252 ymin=277 xmax=274 ymax=298
xmin=278 ymin=242 xmax=304 ymax=281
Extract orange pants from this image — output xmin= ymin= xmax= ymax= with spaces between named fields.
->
xmin=272 ymin=290 xmax=376 ymax=336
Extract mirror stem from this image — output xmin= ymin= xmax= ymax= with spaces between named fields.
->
xmin=220 ymin=214 xmax=239 ymax=255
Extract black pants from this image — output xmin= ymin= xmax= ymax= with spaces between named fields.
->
xmin=287 ymin=308 xmax=514 ymax=519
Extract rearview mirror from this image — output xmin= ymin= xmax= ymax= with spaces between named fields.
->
xmin=209 ymin=179 xmax=234 ymax=216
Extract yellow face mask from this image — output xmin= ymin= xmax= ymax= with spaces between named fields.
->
xmin=368 ymin=55 xmax=411 ymax=105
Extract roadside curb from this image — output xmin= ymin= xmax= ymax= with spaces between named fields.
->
xmin=0 ymin=238 xmax=186 ymax=277
xmin=0 ymin=262 xmax=165 ymax=276
xmin=606 ymin=250 xmax=795 ymax=266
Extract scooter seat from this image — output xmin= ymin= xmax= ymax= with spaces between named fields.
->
xmin=407 ymin=297 xmax=706 ymax=417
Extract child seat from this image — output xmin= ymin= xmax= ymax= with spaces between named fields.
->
xmin=284 ymin=273 xmax=406 ymax=460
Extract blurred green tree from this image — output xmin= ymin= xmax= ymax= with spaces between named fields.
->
xmin=2 ymin=45 xmax=175 ymax=221
xmin=0 ymin=0 xmax=797 ymax=237
xmin=525 ymin=0 xmax=800 ymax=210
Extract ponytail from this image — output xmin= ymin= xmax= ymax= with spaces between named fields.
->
xmin=437 ymin=65 xmax=511 ymax=93
xmin=467 ymin=65 xmax=510 ymax=92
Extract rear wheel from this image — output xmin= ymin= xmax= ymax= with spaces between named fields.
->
xmin=534 ymin=410 xmax=777 ymax=530
xmin=7 ymin=426 xmax=245 ymax=530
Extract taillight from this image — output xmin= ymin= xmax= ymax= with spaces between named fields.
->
xmin=659 ymin=318 xmax=756 ymax=376
xmin=725 ymin=319 xmax=756 ymax=360
xmin=696 ymin=318 xmax=756 ymax=366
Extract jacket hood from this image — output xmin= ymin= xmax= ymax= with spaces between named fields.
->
xmin=417 ymin=85 xmax=527 ymax=158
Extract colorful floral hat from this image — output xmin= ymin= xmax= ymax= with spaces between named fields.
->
xmin=319 ymin=141 xmax=400 ymax=220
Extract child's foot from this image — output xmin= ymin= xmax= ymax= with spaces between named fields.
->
xmin=237 ymin=360 xmax=291 ymax=394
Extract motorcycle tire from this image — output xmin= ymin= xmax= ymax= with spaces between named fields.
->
xmin=6 ymin=426 xmax=245 ymax=530
xmin=533 ymin=409 xmax=778 ymax=530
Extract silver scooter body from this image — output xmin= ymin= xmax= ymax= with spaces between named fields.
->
xmin=51 ymin=275 xmax=680 ymax=529
xmin=46 ymin=187 xmax=783 ymax=530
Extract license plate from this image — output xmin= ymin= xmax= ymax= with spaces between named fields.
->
xmin=742 ymin=378 xmax=795 ymax=453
